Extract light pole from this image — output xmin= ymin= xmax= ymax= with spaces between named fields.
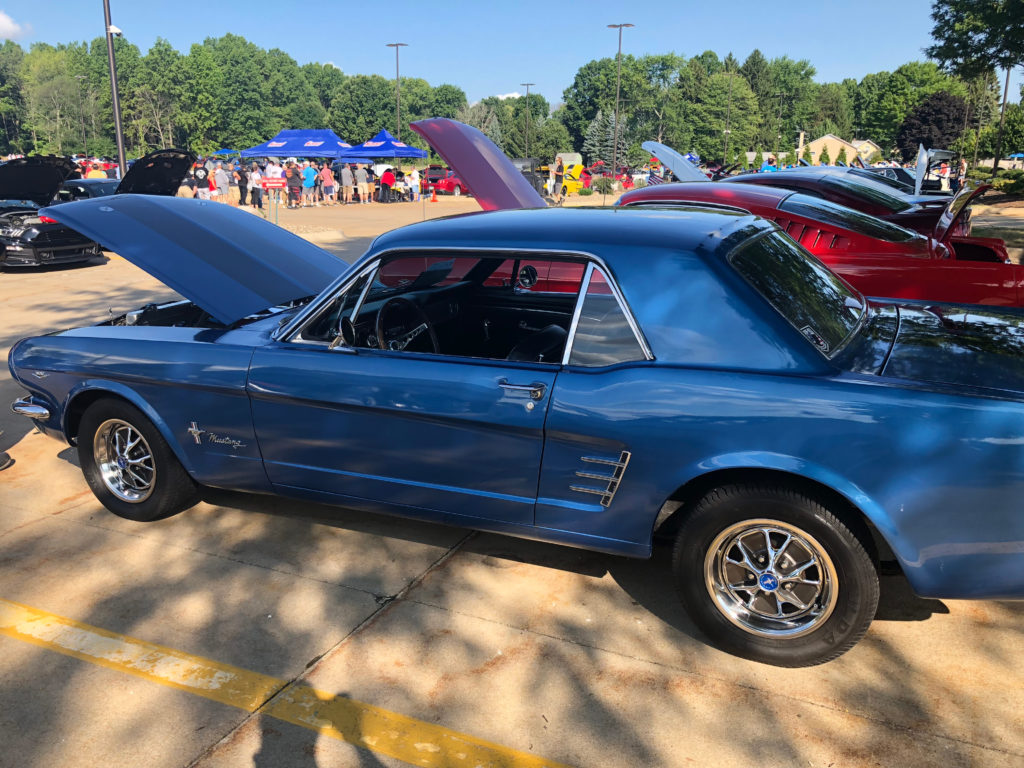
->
xmin=722 ymin=70 xmax=734 ymax=165
xmin=102 ymin=0 xmax=126 ymax=177
xmin=607 ymin=23 xmax=633 ymax=188
xmin=74 ymin=74 xmax=88 ymax=157
xmin=385 ymin=43 xmax=408 ymax=141
xmin=520 ymin=82 xmax=535 ymax=165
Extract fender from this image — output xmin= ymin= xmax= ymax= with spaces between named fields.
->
xmin=63 ymin=379 xmax=196 ymax=475
xmin=665 ymin=450 xmax=900 ymax=555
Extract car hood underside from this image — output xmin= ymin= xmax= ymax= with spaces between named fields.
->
xmin=40 ymin=195 xmax=343 ymax=325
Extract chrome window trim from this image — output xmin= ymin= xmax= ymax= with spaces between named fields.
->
xmin=280 ymin=259 xmax=380 ymax=344
xmin=279 ymin=245 xmax=653 ymax=363
xmin=562 ymin=263 xmax=594 ymax=365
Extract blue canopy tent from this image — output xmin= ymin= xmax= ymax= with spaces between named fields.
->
xmin=212 ymin=148 xmax=239 ymax=156
xmin=240 ymin=129 xmax=355 ymax=159
xmin=339 ymin=129 xmax=428 ymax=159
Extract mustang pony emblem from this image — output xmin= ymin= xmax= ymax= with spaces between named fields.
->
xmin=187 ymin=421 xmax=245 ymax=449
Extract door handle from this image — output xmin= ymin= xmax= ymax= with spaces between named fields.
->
xmin=498 ymin=380 xmax=547 ymax=400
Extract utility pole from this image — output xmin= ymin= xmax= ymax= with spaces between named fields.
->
xmin=386 ymin=43 xmax=408 ymax=141
xmin=607 ymin=23 xmax=633 ymax=189
xmin=722 ymin=70 xmax=734 ymax=165
xmin=520 ymin=82 xmax=535 ymax=165
xmin=102 ymin=0 xmax=126 ymax=177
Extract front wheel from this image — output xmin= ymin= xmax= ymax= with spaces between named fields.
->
xmin=673 ymin=484 xmax=878 ymax=667
xmin=78 ymin=398 xmax=199 ymax=522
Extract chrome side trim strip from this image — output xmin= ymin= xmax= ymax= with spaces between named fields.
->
xmin=12 ymin=397 xmax=49 ymax=420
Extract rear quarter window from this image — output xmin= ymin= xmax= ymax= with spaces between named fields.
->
xmin=729 ymin=232 xmax=865 ymax=356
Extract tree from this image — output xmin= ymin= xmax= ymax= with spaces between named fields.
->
xmin=801 ymin=144 xmax=813 ymax=164
xmin=927 ymin=0 xmax=1024 ymax=172
xmin=836 ymin=146 xmax=848 ymax=165
xmin=328 ymin=74 xmax=394 ymax=143
xmin=896 ymin=90 xmax=969 ymax=159
xmin=582 ymin=109 xmax=625 ymax=167
xmin=534 ymin=118 xmax=572 ymax=161
xmin=819 ymin=145 xmax=831 ymax=165
xmin=431 ymin=84 xmax=466 ymax=119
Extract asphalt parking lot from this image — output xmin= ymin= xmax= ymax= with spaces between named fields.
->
xmin=2 ymin=206 xmax=1024 ymax=767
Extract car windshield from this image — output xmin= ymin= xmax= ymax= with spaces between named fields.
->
xmin=820 ymin=173 xmax=912 ymax=213
xmin=778 ymin=194 xmax=920 ymax=243
xmin=730 ymin=231 xmax=865 ymax=357
xmin=84 ymin=181 xmax=119 ymax=196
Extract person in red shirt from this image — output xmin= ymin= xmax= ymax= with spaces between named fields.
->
xmin=380 ymin=167 xmax=395 ymax=203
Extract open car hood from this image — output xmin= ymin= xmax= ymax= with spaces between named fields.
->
xmin=117 ymin=148 xmax=196 ymax=196
xmin=642 ymin=141 xmax=710 ymax=182
xmin=915 ymin=144 xmax=927 ymax=196
xmin=0 ymin=155 xmax=76 ymax=206
xmin=409 ymin=118 xmax=546 ymax=211
xmin=39 ymin=195 xmax=342 ymax=326
xmin=934 ymin=183 xmax=990 ymax=244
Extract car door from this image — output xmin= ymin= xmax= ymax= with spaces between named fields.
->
xmin=247 ymin=254 xmax=573 ymax=526
xmin=534 ymin=265 xmax=655 ymax=546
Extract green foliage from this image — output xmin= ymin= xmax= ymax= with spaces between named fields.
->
xmin=591 ymin=176 xmax=614 ymax=194
xmin=754 ymin=149 xmax=764 ymax=169
xmin=819 ymin=145 xmax=831 ymax=165
xmin=632 ymin=177 xmax=647 ymax=188
xmin=896 ymin=90 xmax=969 ymax=159
xmin=577 ymin=186 xmax=595 ymax=196
xmin=836 ymin=147 xmax=848 ymax=165
xmin=582 ymin=109 xmax=626 ymax=167
xmin=801 ymin=144 xmax=813 ymax=164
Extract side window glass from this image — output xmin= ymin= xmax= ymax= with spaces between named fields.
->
xmin=299 ymin=272 xmax=371 ymax=342
xmin=568 ymin=268 xmax=646 ymax=367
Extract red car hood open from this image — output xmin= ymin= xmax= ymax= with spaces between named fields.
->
xmin=934 ymin=184 xmax=990 ymax=244
xmin=409 ymin=118 xmax=546 ymax=211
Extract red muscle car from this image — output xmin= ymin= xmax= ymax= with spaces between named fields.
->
xmin=618 ymin=181 xmax=1018 ymax=306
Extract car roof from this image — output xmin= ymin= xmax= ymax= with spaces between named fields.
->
xmin=66 ymin=178 xmax=118 ymax=185
xmin=370 ymin=206 xmax=771 ymax=262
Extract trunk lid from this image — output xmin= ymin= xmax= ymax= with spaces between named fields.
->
xmin=409 ymin=118 xmax=546 ymax=211
xmin=883 ymin=303 xmax=1024 ymax=396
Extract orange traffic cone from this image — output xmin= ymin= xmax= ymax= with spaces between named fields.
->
xmin=430 ymin=187 xmax=438 ymax=202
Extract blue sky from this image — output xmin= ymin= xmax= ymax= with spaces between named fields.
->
xmin=4 ymin=1 xmax=1021 ymax=106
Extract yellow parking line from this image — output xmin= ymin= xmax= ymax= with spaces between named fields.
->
xmin=0 ymin=598 xmax=569 ymax=768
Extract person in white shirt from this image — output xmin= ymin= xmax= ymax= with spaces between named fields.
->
xmin=409 ymin=168 xmax=421 ymax=201
xmin=248 ymin=163 xmax=264 ymax=213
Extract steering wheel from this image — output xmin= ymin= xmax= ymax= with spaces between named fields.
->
xmin=375 ymin=296 xmax=440 ymax=354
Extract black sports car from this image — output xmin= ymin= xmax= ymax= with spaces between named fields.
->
xmin=0 ymin=156 xmax=99 ymax=268
xmin=1 ymin=149 xmax=196 ymax=270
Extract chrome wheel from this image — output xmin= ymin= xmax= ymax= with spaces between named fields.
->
xmin=704 ymin=518 xmax=838 ymax=638
xmin=93 ymin=418 xmax=156 ymax=503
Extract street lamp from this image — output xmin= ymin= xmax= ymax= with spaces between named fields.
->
xmin=520 ymin=82 xmax=535 ymax=166
xmin=607 ymin=23 xmax=633 ymax=189
xmin=102 ymin=0 xmax=126 ymax=177
xmin=722 ymin=69 xmax=734 ymax=165
xmin=385 ymin=43 xmax=408 ymax=141
xmin=74 ymin=74 xmax=88 ymax=157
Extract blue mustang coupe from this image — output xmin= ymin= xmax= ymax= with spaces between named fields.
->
xmin=9 ymin=127 xmax=1024 ymax=668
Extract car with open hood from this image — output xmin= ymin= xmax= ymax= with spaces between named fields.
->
xmin=10 ymin=119 xmax=1024 ymax=669
xmin=0 ymin=149 xmax=196 ymax=269
xmin=722 ymin=165 xmax=959 ymax=236
xmin=0 ymin=155 xmax=99 ymax=268
xmin=618 ymin=179 xmax=1014 ymax=306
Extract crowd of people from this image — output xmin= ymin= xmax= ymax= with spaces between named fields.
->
xmin=179 ymin=157 xmax=425 ymax=213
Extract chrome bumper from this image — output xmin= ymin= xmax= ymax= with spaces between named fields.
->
xmin=11 ymin=396 xmax=50 ymax=420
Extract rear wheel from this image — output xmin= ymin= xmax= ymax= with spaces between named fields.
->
xmin=78 ymin=398 xmax=199 ymax=522
xmin=672 ymin=483 xmax=878 ymax=667
xmin=452 ymin=185 xmax=462 ymax=197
